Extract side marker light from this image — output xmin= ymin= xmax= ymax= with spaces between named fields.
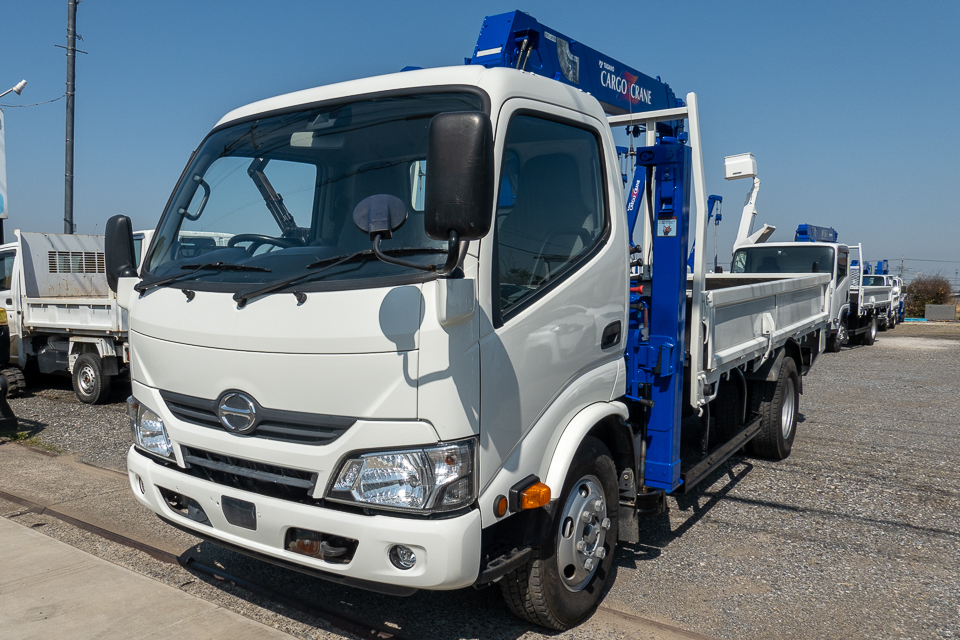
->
xmin=494 ymin=495 xmax=508 ymax=517
xmin=520 ymin=482 xmax=551 ymax=510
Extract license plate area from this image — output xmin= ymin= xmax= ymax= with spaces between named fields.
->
xmin=222 ymin=496 xmax=257 ymax=530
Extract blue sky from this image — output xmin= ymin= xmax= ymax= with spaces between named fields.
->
xmin=2 ymin=0 xmax=958 ymax=281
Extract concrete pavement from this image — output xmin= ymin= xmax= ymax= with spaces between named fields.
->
xmin=0 ymin=516 xmax=293 ymax=640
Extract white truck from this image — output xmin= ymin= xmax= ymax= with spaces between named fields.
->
xmin=0 ymin=230 xmax=129 ymax=403
xmin=108 ymin=12 xmax=833 ymax=629
xmin=731 ymin=240 xmax=854 ymax=352
xmin=888 ymin=275 xmax=904 ymax=325
xmin=849 ymin=258 xmax=894 ymax=342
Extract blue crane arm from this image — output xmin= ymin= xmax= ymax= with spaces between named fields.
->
xmin=469 ymin=11 xmax=676 ymax=116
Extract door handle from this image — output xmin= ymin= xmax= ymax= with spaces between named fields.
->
xmin=601 ymin=321 xmax=621 ymax=349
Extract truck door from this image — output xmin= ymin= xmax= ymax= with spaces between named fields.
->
xmin=834 ymin=246 xmax=850 ymax=321
xmin=0 ymin=248 xmax=17 ymax=364
xmin=477 ymin=101 xmax=628 ymax=485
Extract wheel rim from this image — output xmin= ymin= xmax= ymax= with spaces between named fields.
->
xmin=870 ymin=321 xmax=877 ymax=339
xmin=77 ymin=365 xmax=96 ymax=395
xmin=781 ymin=377 xmax=796 ymax=439
xmin=838 ymin=324 xmax=847 ymax=345
xmin=557 ymin=475 xmax=610 ymax=593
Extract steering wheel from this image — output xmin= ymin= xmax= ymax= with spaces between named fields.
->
xmin=227 ymin=234 xmax=301 ymax=254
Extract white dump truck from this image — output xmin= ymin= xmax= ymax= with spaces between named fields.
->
xmin=731 ymin=238 xmax=853 ymax=352
xmin=848 ymin=256 xmax=894 ymax=343
xmin=107 ymin=12 xmax=833 ymax=629
xmin=0 ymin=230 xmax=129 ymax=402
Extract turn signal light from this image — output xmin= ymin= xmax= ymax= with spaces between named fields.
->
xmin=520 ymin=482 xmax=551 ymax=510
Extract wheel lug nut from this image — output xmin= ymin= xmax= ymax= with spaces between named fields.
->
xmin=576 ymin=541 xmax=587 ymax=552
xmin=581 ymin=511 xmax=592 ymax=523
xmin=601 ymin=517 xmax=611 ymax=530
xmin=593 ymin=499 xmax=604 ymax=512
xmin=584 ymin=558 xmax=595 ymax=571
xmin=596 ymin=547 xmax=606 ymax=559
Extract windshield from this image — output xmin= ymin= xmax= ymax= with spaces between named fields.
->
xmin=731 ymin=245 xmax=835 ymax=276
xmin=862 ymin=276 xmax=887 ymax=286
xmin=145 ymin=92 xmax=484 ymax=289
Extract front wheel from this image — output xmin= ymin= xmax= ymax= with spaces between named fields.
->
xmin=500 ymin=436 xmax=619 ymax=630
xmin=861 ymin=317 xmax=878 ymax=346
xmin=826 ymin=320 xmax=847 ymax=353
xmin=72 ymin=353 xmax=112 ymax=404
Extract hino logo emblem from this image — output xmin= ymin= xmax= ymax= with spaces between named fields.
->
xmin=217 ymin=392 xmax=258 ymax=434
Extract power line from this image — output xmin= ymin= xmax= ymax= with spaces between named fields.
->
xmin=0 ymin=94 xmax=66 ymax=108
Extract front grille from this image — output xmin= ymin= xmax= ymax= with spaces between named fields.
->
xmin=160 ymin=390 xmax=356 ymax=446
xmin=179 ymin=446 xmax=318 ymax=502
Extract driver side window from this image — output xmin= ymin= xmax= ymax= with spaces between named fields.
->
xmin=0 ymin=252 xmax=14 ymax=291
xmin=496 ymin=115 xmax=606 ymax=317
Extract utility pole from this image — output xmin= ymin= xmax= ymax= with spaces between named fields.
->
xmin=63 ymin=0 xmax=78 ymax=234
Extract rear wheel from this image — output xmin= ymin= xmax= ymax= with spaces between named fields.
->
xmin=72 ymin=353 xmax=112 ymax=404
xmin=749 ymin=357 xmax=799 ymax=460
xmin=500 ymin=436 xmax=618 ymax=630
xmin=861 ymin=317 xmax=877 ymax=346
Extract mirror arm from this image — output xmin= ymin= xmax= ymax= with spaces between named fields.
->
xmin=371 ymin=230 xmax=462 ymax=276
xmin=435 ymin=230 xmax=464 ymax=277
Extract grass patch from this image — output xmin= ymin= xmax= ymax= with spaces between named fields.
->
xmin=0 ymin=428 xmax=64 ymax=454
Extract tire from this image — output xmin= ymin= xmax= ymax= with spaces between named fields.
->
xmin=1 ymin=367 xmax=26 ymax=398
xmin=861 ymin=317 xmax=877 ymax=346
xmin=826 ymin=320 xmax=847 ymax=353
xmin=749 ymin=357 xmax=799 ymax=460
xmin=72 ymin=353 xmax=112 ymax=404
xmin=500 ymin=436 xmax=619 ymax=630
xmin=714 ymin=378 xmax=742 ymax=442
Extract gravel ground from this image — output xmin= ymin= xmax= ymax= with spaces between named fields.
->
xmin=2 ymin=374 xmax=132 ymax=472
xmin=1 ymin=322 xmax=958 ymax=639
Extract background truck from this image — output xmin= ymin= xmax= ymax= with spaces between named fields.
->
xmin=0 ymin=230 xmax=128 ymax=403
xmin=107 ymin=11 xmax=832 ymax=629
xmin=889 ymin=274 xmax=905 ymax=324
xmin=730 ymin=223 xmax=853 ymax=353
xmin=848 ymin=255 xmax=893 ymax=343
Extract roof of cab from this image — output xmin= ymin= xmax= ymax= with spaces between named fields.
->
xmin=214 ymin=65 xmax=608 ymax=128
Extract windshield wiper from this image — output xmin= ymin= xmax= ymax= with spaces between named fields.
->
xmin=135 ymin=262 xmax=271 ymax=294
xmin=233 ymin=247 xmax=447 ymax=307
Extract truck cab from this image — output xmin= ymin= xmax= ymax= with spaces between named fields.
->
xmin=114 ymin=64 xmax=629 ymax=619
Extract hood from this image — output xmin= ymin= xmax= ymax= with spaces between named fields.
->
xmin=131 ymin=285 xmax=424 ymax=354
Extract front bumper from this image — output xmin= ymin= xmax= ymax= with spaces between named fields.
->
xmin=127 ymin=446 xmax=482 ymax=591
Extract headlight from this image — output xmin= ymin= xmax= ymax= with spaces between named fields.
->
xmin=127 ymin=396 xmax=173 ymax=459
xmin=327 ymin=438 xmax=476 ymax=513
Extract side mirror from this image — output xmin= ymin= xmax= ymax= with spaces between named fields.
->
xmin=105 ymin=215 xmax=138 ymax=292
xmin=424 ymin=111 xmax=494 ymax=242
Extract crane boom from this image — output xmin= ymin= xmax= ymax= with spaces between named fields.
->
xmin=469 ymin=11 xmax=677 ymax=116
